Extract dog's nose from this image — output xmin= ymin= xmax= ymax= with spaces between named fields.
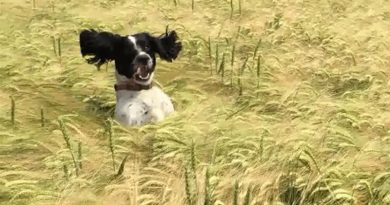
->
xmin=135 ymin=55 xmax=150 ymax=65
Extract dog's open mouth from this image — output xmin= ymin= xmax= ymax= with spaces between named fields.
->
xmin=134 ymin=65 xmax=151 ymax=81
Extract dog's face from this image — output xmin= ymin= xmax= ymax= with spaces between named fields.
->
xmin=79 ymin=29 xmax=182 ymax=85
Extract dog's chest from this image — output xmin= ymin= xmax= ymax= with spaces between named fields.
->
xmin=114 ymin=87 xmax=174 ymax=125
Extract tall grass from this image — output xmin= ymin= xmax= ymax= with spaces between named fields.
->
xmin=115 ymin=155 xmax=128 ymax=177
xmin=106 ymin=118 xmax=116 ymax=172
xmin=184 ymin=166 xmax=194 ymax=205
xmin=238 ymin=57 xmax=248 ymax=95
xmin=58 ymin=118 xmax=80 ymax=176
xmin=233 ymin=180 xmax=239 ymax=205
xmin=1 ymin=0 xmax=390 ymax=204
xmin=40 ymin=107 xmax=45 ymax=127
xmin=208 ymin=36 xmax=212 ymax=74
xmin=256 ymin=55 xmax=261 ymax=89
xmin=230 ymin=0 xmax=234 ymax=19
xmin=10 ymin=96 xmax=15 ymax=125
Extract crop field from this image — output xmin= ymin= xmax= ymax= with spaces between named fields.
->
xmin=1 ymin=0 xmax=390 ymax=204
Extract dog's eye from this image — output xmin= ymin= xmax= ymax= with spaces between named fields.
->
xmin=145 ymin=45 xmax=150 ymax=51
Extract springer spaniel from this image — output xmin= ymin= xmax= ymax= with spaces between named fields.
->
xmin=79 ymin=29 xmax=182 ymax=126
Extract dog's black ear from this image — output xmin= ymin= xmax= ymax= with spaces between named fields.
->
xmin=79 ymin=29 xmax=123 ymax=67
xmin=150 ymin=30 xmax=182 ymax=62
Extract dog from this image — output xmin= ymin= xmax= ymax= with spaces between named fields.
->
xmin=78 ymin=29 xmax=182 ymax=126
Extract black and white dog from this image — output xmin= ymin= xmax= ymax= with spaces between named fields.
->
xmin=79 ymin=29 xmax=182 ymax=126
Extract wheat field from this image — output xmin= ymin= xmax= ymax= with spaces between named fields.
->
xmin=1 ymin=0 xmax=390 ymax=204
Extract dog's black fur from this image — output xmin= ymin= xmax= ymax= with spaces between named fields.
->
xmin=79 ymin=29 xmax=182 ymax=79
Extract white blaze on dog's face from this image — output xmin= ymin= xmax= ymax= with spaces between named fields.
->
xmin=79 ymin=29 xmax=182 ymax=85
xmin=127 ymin=35 xmax=154 ymax=85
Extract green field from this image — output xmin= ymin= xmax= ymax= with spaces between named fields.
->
xmin=1 ymin=0 xmax=390 ymax=204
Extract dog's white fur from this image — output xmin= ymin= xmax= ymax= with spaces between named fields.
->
xmin=114 ymin=80 xmax=174 ymax=125
xmin=113 ymin=61 xmax=174 ymax=125
xmin=114 ymin=86 xmax=174 ymax=126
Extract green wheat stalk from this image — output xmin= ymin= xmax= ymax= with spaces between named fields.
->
xmin=231 ymin=44 xmax=236 ymax=87
xmin=10 ymin=96 xmax=15 ymax=125
xmin=211 ymin=140 xmax=218 ymax=164
xmin=243 ymin=185 xmax=251 ymax=205
xmin=235 ymin=26 xmax=241 ymax=41
xmin=78 ymin=141 xmax=82 ymax=169
xmin=256 ymin=55 xmax=261 ymax=89
xmin=233 ymin=180 xmax=239 ymax=205
xmin=351 ymin=53 xmax=357 ymax=66
xmin=238 ymin=0 xmax=242 ymax=15
xmin=215 ymin=44 xmax=219 ymax=73
xmin=204 ymin=167 xmax=212 ymax=205
xmin=218 ymin=53 xmax=226 ymax=82
xmin=231 ymin=44 xmax=236 ymax=68
xmin=40 ymin=107 xmax=45 ymax=127
xmin=302 ymin=149 xmax=321 ymax=172
xmin=52 ymin=36 xmax=57 ymax=56
xmin=57 ymin=37 xmax=62 ymax=63
xmin=238 ymin=57 xmax=248 ymax=95
xmin=58 ymin=118 xmax=79 ymax=176
xmin=230 ymin=0 xmax=234 ymax=19
xmin=208 ymin=37 xmax=213 ymax=74
xmin=259 ymin=133 xmax=264 ymax=160
xmin=190 ymin=141 xmax=197 ymax=183
xmin=115 ymin=155 xmax=128 ymax=177
xmin=253 ymin=39 xmax=262 ymax=60
xmin=106 ymin=119 xmax=116 ymax=172
xmin=217 ymin=24 xmax=223 ymax=37
xmin=63 ymin=164 xmax=69 ymax=180
xmin=184 ymin=166 xmax=193 ymax=205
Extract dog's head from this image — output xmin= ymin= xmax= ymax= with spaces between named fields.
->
xmin=79 ymin=29 xmax=182 ymax=85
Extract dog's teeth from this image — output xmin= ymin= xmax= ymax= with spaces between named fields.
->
xmin=139 ymin=73 xmax=150 ymax=80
